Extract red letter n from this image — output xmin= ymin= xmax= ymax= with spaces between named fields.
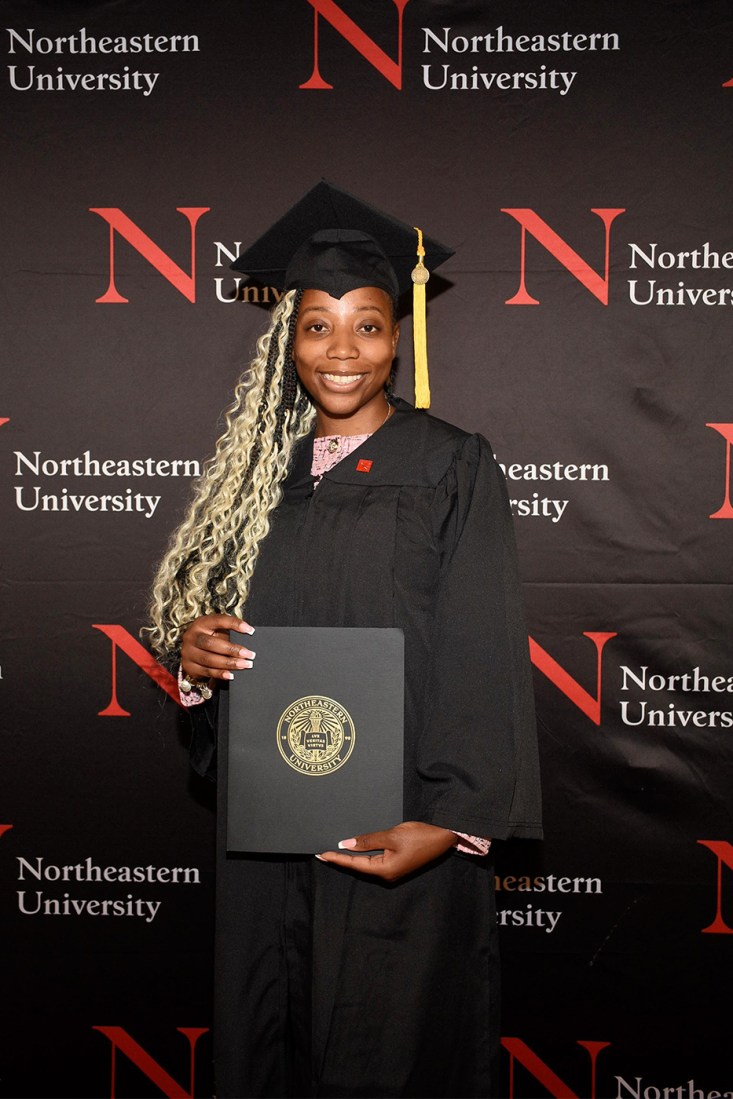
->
xmin=92 ymin=625 xmax=182 ymax=717
xmin=93 ymin=1026 xmax=208 ymax=1099
xmin=300 ymin=0 xmax=411 ymax=89
xmin=90 ymin=207 xmax=210 ymax=303
xmin=705 ymin=423 xmax=733 ymax=518
xmin=698 ymin=841 xmax=733 ymax=934
xmin=502 ymin=208 xmax=625 ymax=305
xmin=502 ymin=1037 xmax=610 ymax=1099
xmin=528 ymin=632 xmax=617 ymax=726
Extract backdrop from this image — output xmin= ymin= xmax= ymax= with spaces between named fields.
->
xmin=2 ymin=1 xmax=732 ymax=1096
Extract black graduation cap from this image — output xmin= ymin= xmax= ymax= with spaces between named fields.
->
xmin=230 ymin=181 xmax=454 ymax=407
xmin=230 ymin=180 xmax=453 ymax=300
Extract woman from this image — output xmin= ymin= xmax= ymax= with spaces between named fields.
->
xmin=147 ymin=183 xmax=541 ymax=1098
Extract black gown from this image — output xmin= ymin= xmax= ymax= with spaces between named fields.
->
xmin=188 ymin=399 xmax=542 ymax=1098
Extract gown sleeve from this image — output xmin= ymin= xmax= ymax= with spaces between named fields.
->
xmin=187 ymin=691 xmax=220 ymax=782
xmin=416 ymin=432 xmax=542 ymax=840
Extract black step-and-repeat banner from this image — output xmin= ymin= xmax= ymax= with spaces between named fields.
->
xmin=2 ymin=2 xmax=732 ymax=1096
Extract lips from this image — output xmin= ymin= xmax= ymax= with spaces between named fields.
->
xmin=320 ymin=372 xmax=366 ymax=387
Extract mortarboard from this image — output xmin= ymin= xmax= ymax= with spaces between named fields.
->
xmin=231 ymin=181 xmax=454 ymax=408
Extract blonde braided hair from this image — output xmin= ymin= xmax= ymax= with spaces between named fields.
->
xmin=146 ymin=290 xmax=315 ymax=659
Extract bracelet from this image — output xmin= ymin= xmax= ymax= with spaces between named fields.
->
xmin=180 ymin=673 xmax=213 ymax=701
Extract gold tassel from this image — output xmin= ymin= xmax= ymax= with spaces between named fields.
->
xmin=411 ymin=226 xmax=430 ymax=409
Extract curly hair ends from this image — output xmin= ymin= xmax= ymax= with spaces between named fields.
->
xmin=145 ymin=289 xmax=315 ymax=660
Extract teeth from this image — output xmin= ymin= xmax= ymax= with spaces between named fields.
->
xmin=322 ymin=373 xmax=364 ymax=385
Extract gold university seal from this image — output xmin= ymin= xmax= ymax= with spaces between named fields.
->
xmin=277 ymin=695 xmax=356 ymax=775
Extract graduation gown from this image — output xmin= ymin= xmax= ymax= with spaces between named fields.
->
xmin=189 ymin=400 xmax=542 ymax=1098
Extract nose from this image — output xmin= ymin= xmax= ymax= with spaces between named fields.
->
xmin=326 ymin=326 xmax=358 ymax=360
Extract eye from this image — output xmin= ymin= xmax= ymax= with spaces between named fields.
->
xmin=306 ymin=321 xmax=328 ymax=333
xmin=359 ymin=322 xmax=381 ymax=334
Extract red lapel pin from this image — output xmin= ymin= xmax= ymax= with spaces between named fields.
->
xmin=356 ymin=459 xmax=373 ymax=473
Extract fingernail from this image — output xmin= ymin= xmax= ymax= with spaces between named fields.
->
xmin=338 ymin=838 xmax=357 ymax=850
xmin=315 ymin=854 xmax=326 ymax=861
xmin=223 ymin=672 xmax=234 ymax=680
xmin=239 ymin=649 xmax=255 ymax=658
xmin=243 ymin=660 xmax=253 ymax=669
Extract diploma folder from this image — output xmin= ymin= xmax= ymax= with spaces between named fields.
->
xmin=226 ymin=627 xmax=404 ymax=854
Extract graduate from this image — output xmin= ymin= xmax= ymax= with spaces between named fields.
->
xmin=147 ymin=182 xmax=542 ymax=1098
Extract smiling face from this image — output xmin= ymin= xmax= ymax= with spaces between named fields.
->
xmin=292 ymin=287 xmax=399 ymax=437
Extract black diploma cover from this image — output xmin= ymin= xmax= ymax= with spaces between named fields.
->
xmin=226 ymin=627 xmax=404 ymax=853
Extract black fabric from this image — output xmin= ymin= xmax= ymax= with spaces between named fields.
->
xmin=188 ymin=399 xmax=541 ymax=1097
xmin=284 ymin=228 xmax=399 ymax=300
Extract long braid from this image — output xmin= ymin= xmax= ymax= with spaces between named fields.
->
xmin=146 ymin=290 xmax=315 ymax=660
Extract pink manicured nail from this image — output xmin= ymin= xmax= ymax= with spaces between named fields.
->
xmin=315 ymin=854 xmax=326 ymax=861
xmin=338 ymin=838 xmax=357 ymax=849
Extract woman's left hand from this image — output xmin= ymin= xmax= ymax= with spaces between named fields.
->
xmin=316 ymin=821 xmax=457 ymax=881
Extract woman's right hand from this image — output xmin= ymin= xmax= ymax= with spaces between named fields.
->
xmin=180 ymin=614 xmax=256 ymax=683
